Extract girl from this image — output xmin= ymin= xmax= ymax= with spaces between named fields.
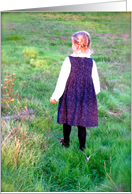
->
xmin=50 ymin=31 xmax=100 ymax=150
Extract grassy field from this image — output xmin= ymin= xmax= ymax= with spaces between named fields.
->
xmin=1 ymin=12 xmax=131 ymax=192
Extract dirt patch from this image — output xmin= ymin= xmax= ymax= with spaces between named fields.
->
xmin=108 ymin=110 xmax=122 ymax=116
xmin=2 ymin=108 xmax=35 ymax=121
xmin=92 ymin=32 xmax=130 ymax=41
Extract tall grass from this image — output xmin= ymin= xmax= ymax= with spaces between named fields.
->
xmin=1 ymin=12 xmax=131 ymax=192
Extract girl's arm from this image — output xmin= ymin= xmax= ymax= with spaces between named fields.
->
xmin=50 ymin=57 xmax=71 ymax=103
xmin=92 ymin=60 xmax=100 ymax=95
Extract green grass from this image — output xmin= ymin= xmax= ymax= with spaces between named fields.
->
xmin=1 ymin=12 xmax=131 ymax=192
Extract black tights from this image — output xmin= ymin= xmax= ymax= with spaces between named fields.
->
xmin=63 ymin=123 xmax=86 ymax=150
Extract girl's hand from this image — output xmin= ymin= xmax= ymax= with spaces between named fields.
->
xmin=50 ymin=98 xmax=57 ymax=103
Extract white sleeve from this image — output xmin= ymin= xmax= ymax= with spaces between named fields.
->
xmin=92 ymin=60 xmax=100 ymax=95
xmin=51 ymin=57 xmax=71 ymax=101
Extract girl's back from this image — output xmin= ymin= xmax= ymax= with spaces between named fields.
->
xmin=66 ymin=56 xmax=93 ymax=100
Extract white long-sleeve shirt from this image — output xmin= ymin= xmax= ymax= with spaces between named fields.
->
xmin=51 ymin=53 xmax=100 ymax=101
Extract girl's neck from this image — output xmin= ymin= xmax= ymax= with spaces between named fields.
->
xmin=73 ymin=49 xmax=90 ymax=55
xmin=72 ymin=53 xmax=91 ymax=58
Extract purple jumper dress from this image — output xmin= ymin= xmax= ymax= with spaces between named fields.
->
xmin=57 ymin=56 xmax=98 ymax=128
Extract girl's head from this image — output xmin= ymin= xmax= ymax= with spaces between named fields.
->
xmin=72 ymin=31 xmax=92 ymax=54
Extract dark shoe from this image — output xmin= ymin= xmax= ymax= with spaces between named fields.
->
xmin=60 ymin=138 xmax=69 ymax=148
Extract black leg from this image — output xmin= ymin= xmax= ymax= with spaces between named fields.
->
xmin=78 ymin=126 xmax=86 ymax=150
xmin=63 ymin=123 xmax=71 ymax=143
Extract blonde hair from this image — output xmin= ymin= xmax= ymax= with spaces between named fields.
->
xmin=72 ymin=31 xmax=92 ymax=53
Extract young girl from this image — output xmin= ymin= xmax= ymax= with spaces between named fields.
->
xmin=50 ymin=31 xmax=100 ymax=150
